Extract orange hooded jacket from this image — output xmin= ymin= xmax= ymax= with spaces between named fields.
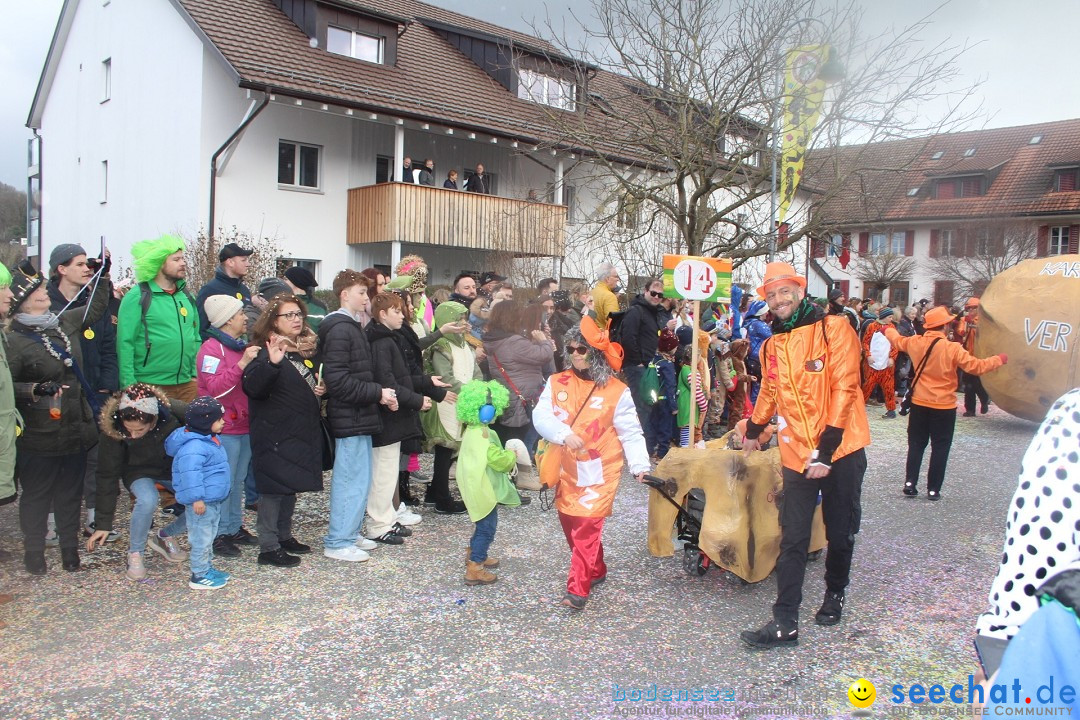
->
xmin=883 ymin=326 xmax=1003 ymax=409
xmin=750 ymin=314 xmax=871 ymax=472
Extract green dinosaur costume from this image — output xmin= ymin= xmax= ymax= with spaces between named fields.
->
xmin=421 ymin=301 xmax=482 ymax=450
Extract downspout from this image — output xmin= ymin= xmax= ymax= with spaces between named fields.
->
xmin=209 ymin=90 xmax=270 ymax=241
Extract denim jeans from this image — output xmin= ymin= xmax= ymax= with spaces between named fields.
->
xmin=469 ymin=508 xmax=498 ymax=563
xmin=128 ymin=477 xmax=161 ymax=554
xmin=323 ymin=435 xmax=373 ymax=549
xmin=218 ymin=434 xmax=252 ymax=536
xmin=157 ymin=480 xmax=187 ymax=538
xmin=185 ymin=500 xmax=222 ymax=578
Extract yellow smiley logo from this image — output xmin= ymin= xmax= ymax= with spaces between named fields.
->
xmin=83 ymin=329 xmax=95 ymax=340
xmin=848 ymin=678 xmax=876 ymax=709
xmin=304 ymin=359 xmax=314 ymax=368
xmin=236 ymin=293 xmax=243 ymax=299
xmin=180 ymin=307 xmax=188 ymax=317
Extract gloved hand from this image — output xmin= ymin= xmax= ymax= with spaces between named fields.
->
xmin=33 ymin=381 xmax=62 ymax=397
xmin=998 ymin=353 xmax=1008 ymax=365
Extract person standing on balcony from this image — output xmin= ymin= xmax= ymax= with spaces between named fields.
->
xmin=418 ymin=159 xmax=436 ymax=187
xmin=591 ymin=262 xmax=621 ymax=328
xmin=465 ymin=164 xmax=491 ymax=194
xmin=444 ymin=170 xmax=459 ymax=190
xmin=196 ymin=243 xmax=253 ymax=341
xmin=401 ymin=156 xmax=416 ymax=184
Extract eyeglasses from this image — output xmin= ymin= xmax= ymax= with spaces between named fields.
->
xmin=276 ymin=311 xmax=303 ymax=320
xmin=567 ymin=345 xmax=589 ymax=355
xmin=648 ymin=290 xmax=663 ymax=298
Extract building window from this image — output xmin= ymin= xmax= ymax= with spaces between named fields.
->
xmin=102 ymin=58 xmax=111 ymax=103
xmin=327 ymin=26 xmax=384 ymax=64
xmin=934 ymin=176 xmax=984 ymax=199
xmin=546 ymin=184 xmax=577 ymax=224
xmin=940 ymin=229 xmax=957 ymax=257
xmin=931 ymin=151 xmax=944 ymax=160
xmin=278 ymin=141 xmax=321 ymax=190
xmin=517 ymin=69 xmax=577 ymax=111
xmin=933 ymin=280 xmax=955 ymax=308
xmin=724 ymin=134 xmax=759 ymax=167
xmin=890 ymin=231 xmax=905 ymax=255
xmin=278 ymin=259 xmax=320 ymax=280
xmin=869 ymin=232 xmax=888 ymax=255
xmin=100 ymin=160 xmax=108 ymax=204
xmin=1053 ymin=168 xmax=1078 ymax=192
xmin=827 ymin=234 xmax=844 ymax=257
xmin=1050 ymin=227 xmax=1071 ymax=255
xmin=888 ymin=282 xmax=909 ymax=306
xmin=616 ymin=193 xmax=640 ymax=231
xmin=975 ymin=229 xmax=991 ymax=256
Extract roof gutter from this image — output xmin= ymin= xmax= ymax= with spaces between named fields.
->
xmin=209 ymin=91 xmax=270 ymax=241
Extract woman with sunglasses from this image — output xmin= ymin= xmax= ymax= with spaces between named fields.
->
xmin=532 ymin=318 xmax=650 ymax=611
xmin=242 ymin=295 xmax=325 ymax=567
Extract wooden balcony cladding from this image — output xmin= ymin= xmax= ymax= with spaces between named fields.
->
xmin=347 ymin=183 xmax=566 ymax=256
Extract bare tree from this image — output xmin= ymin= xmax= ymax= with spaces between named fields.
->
xmin=930 ymin=221 xmax=1037 ymax=299
xmin=0 ymin=182 xmax=27 ymax=242
xmin=851 ymin=252 xmax=917 ymax=300
xmin=528 ymin=0 xmax=979 ymax=265
xmin=182 ymin=226 xmax=284 ymax=294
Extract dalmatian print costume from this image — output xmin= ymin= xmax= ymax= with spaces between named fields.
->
xmin=976 ymin=388 xmax=1080 ymax=640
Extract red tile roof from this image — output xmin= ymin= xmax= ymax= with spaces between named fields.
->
xmin=810 ymin=118 xmax=1080 ymax=226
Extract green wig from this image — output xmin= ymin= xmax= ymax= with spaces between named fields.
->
xmin=456 ymin=379 xmax=510 ymax=425
xmin=0 ymin=263 xmax=10 ymax=289
xmin=132 ymin=234 xmax=186 ymax=283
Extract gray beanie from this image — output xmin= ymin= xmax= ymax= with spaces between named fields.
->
xmin=49 ymin=243 xmax=86 ymax=271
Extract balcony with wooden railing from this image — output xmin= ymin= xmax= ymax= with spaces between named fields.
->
xmin=347 ymin=182 xmax=566 ymax=256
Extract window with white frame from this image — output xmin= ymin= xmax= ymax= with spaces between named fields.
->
xmin=278 ymin=141 xmax=321 ymax=190
xmin=869 ymin=232 xmax=888 ymax=255
xmin=102 ymin=58 xmax=111 ymax=102
xmin=890 ymin=231 xmax=905 ymax=255
xmin=939 ymin=229 xmax=956 ymax=257
xmin=1050 ymin=226 xmax=1071 ymax=255
xmin=517 ymin=69 xmax=577 ymax=111
xmin=326 ymin=26 xmax=384 ymax=64
xmin=827 ymin=233 xmax=843 ymax=256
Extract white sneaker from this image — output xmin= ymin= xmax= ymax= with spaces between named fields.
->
xmin=396 ymin=504 xmax=422 ymax=526
xmin=355 ymin=537 xmax=377 ymax=551
xmin=324 ymin=545 xmax=370 ymax=562
xmin=125 ymin=552 xmax=147 ymax=581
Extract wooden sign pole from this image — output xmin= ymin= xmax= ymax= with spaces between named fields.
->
xmin=688 ymin=299 xmax=700 ymax=447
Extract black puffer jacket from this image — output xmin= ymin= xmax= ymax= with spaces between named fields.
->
xmin=366 ymin=321 xmax=445 ymax=448
xmin=242 ymin=350 xmax=324 ymax=495
xmin=620 ymin=295 xmax=662 ymax=367
xmin=318 ymin=311 xmax=383 ymax=438
xmin=94 ymin=387 xmax=187 ymax=532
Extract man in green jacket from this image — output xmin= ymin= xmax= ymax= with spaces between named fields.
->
xmin=116 ymin=235 xmax=200 ymax=402
xmin=0 ymin=264 xmax=18 ymax=509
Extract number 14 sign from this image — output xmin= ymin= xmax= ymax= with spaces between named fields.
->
xmin=662 ymin=255 xmax=732 ymax=302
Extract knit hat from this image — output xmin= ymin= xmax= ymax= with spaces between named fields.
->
xmin=9 ymin=260 xmax=43 ymax=312
xmin=49 ymin=243 xmax=86 ymax=271
xmin=204 ymin=294 xmax=244 ymax=328
xmin=828 ymin=287 xmax=844 ymax=303
xmin=132 ymin=234 xmax=185 ymax=283
xmin=285 ymin=266 xmax=318 ymax=290
xmin=257 ymin=277 xmax=290 ymax=300
xmin=657 ymin=329 xmax=679 ymax=353
xmin=118 ymin=384 xmax=161 ymax=417
xmin=878 ymin=307 xmax=895 ymax=320
xmin=185 ymin=396 xmax=224 ymax=435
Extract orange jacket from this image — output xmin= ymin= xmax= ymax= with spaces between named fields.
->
xmin=750 ymin=314 xmax=870 ymax=472
xmin=883 ymin=327 xmax=1003 ymax=409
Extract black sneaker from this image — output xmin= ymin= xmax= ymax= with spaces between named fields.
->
xmin=815 ymin=591 xmax=844 ymax=626
xmin=213 ymin=535 xmax=241 ymax=557
xmin=24 ymin=551 xmax=46 ymax=576
xmin=903 ymin=481 xmax=918 ymax=497
xmin=927 ymin=490 xmax=941 ymax=501
xmin=962 ymin=411 xmax=975 ymax=417
xmin=370 ymin=532 xmax=404 ymax=545
xmin=517 ymin=492 xmax=532 ymax=507
xmin=561 ymin=592 xmax=587 ymax=610
xmin=244 ymin=503 xmax=259 ymax=512
xmin=435 ymin=499 xmax=467 ymax=515
xmin=390 ymin=522 xmax=413 ymax=538
xmin=980 ymin=403 xmax=989 ymax=414
xmin=279 ymin=537 xmax=311 ymax=554
xmin=882 ymin=410 xmax=896 ymax=419
xmin=740 ymin=619 xmax=799 ymax=649
xmin=258 ymin=548 xmax=301 ymax=567
xmin=160 ymin=503 xmax=185 ymax=517
xmin=229 ymin=527 xmax=259 ymax=546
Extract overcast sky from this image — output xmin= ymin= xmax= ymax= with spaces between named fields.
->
xmin=2 ymin=0 xmax=1079 ymax=190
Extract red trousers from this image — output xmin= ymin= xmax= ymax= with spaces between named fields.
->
xmin=558 ymin=513 xmax=607 ymax=597
xmin=863 ymin=367 xmax=896 ymax=411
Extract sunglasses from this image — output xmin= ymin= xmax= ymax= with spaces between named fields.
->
xmin=567 ymin=345 xmax=589 ymax=355
xmin=648 ymin=290 xmax=663 ymax=298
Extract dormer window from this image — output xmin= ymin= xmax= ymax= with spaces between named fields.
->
xmin=934 ymin=175 xmax=984 ymax=199
xmin=327 ymin=26 xmax=384 ymax=64
xmin=1029 ymin=135 xmax=1043 ymax=145
xmin=517 ymin=69 xmax=577 ymax=111
xmin=931 ymin=151 xmax=944 ymax=160
xmin=1054 ymin=167 xmax=1078 ymax=192
xmin=963 ymin=147 xmax=976 ymax=157
xmin=906 ymin=187 xmax=919 ymax=196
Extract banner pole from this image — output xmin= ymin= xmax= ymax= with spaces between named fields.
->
xmin=689 ymin=299 xmax=700 ymax=448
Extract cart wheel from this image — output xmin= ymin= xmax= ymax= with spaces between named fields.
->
xmin=694 ymin=552 xmax=709 ymax=576
xmin=682 ymin=545 xmax=702 ymax=575
xmin=807 ymin=549 xmax=822 ymax=562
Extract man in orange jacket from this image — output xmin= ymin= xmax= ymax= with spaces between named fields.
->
xmin=740 ymin=263 xmax=870 ymax=649
xmin=958 ymin=297 xmax=991 ymax=416
xmin=884 ymin=305 xmax=1006 ymax=501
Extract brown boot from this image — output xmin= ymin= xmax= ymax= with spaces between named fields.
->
xmin=465 ymin=547 xmax=499 ymax=569
xmin=464 ymin=561 xmax=498 ymax=586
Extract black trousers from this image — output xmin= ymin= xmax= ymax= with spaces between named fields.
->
xmin=18 ymin=452 xmax=87 ymax=552
xmin=964 ymin=373 xmax=989 ymax=414
xmin=257 ymin=493 xmax=296 ymax=552
xmin=905 ymin=405 xmax=956 ymax=493
xmin=427 ymin=445 xmax=455 ymax=503
xmin=773 ymin=449 xmax=866 ymax=624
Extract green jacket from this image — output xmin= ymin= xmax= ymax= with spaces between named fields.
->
xmin=116 ymin=279 xmax=200 ymax=387
xmin=457 ymin=424 xmax=519 ymax=522
xmin=0 ymin=333 xmax=19 ymax=503
xmin=421 ymin=337 xmax=482 ymax=451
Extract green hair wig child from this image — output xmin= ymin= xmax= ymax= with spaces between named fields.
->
xmin=456 ymin=380 xmax=510 ymax=425
xmin=132 ymin=234 xmax=186 ymax=283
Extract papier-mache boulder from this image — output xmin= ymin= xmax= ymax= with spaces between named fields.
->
xmin=977 ymin=255 xmax=1080 ymax=422
xmin=647 ymin=431 xmax=825 ymax=583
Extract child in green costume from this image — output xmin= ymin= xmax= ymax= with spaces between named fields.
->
xmin=456 ymin=379 xmax=520 ymax=586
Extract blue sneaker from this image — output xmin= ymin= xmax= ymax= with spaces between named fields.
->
xmin=189 ymin=573 xmax=227 ymax=590
xmin=206 ymin=568 xmax=231 ymax=582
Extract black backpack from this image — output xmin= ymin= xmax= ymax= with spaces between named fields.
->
xmin=137 ymin=281 xmax=197 ymax=355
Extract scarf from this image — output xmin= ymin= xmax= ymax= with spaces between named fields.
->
xmin=14 ymin=313 xmax=60 ymax=332
xmin=775 ymin=298 xmax=816 ymax=334
xmin=207 ymin=326 xmax=247 ymax=352
xmin=279 ymin=328 xmax=317 ymax=358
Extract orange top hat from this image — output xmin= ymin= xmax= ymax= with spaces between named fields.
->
xmin=756 ymin=262 xmax=807 ymax=299
xmin=922 ymin=305 xmax=956 ymax=329
xmin=580 ymin=316 xmax=624 ymax=372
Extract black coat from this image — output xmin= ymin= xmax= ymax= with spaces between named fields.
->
xmin=47 ymin=280 xmax=119 ymax=394
xmin=317 ymin=312 xmax=383 ymax=438
xmin=242 ymin=350 xmax=324 ymax=495
xmin=196 ymin=269 xmax=253 ymax=340
xmin=366 ymin=321 xmax=443 ymax=448
xmin=620 ymin=295 xmax=662 ymax=367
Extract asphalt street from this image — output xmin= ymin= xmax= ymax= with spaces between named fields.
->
xmin=0 ymin=402 xmax=1039 ymax=720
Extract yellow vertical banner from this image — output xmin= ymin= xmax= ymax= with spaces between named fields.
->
xmin=778 ymin=44 xmax=830 ymax=224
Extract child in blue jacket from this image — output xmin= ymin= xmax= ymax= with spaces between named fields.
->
xmin=165 ymin=396 xmax=231 ymax=590
xmin=648 ymin=330 xmax=680 ymax=460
